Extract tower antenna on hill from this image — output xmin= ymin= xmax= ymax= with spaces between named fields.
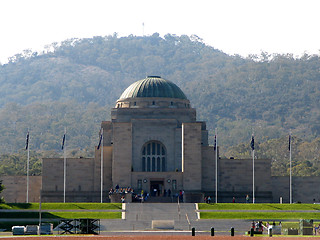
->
xmin=142 ymin=22 xmax=145 ymax=36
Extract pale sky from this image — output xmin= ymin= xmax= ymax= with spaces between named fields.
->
xmin=1 ymin=0 xmax=319 ymax=63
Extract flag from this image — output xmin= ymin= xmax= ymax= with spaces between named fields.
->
xmin=213 ymin=134 xmax=217 ymax=151
xmin=97 ymin=132 xmax=103 ymax=150
xmin=61 ymin=134 xmax=65 ymax=150
xmin=288 ymin=134 xmax=291 ymax=151
xmin=25 ymin=131 xmax=29 ymax=150
xmin=250 ymin=135 xmax=254 ymax=150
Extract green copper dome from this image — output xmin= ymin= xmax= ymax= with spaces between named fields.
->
xmin=119 ymin=76 xmax=187 ymax=100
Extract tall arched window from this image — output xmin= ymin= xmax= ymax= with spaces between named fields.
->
xmin=141 ymin=141 xmax=166 ymax=172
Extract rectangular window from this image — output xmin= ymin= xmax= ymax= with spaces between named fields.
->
xmin=152 ymin=142 xmax=155 ymax=155
xmin=172 ymin=180 xmax=177 ymax=190
xmin=137 ymin=179 xmax=142 ymax=190
xmin=147 ymin=144 xmax=150 ymax=155
xmin=157 ymin=157 xmax=160 ymax=172
xmin=147 ymin=157 xmax=151 ymax=171
xmin=152 ymin=157 xmax=156 ymax=172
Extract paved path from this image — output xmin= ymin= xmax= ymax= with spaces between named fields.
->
xmin=100 ymin=203 xmax=252 ymax=235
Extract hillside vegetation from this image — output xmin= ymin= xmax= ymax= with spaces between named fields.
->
xmin=0 ymin=33 xmax=319 ymax=176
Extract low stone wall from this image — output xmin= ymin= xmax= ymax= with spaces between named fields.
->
xmin=0 ymin=176 xmax=41 ymax=203
xmin=271 ymin=176 xmax=320 ymax=203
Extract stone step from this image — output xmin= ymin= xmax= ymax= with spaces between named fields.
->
xmin=124 ymin=203 xmax=198 ymax=221
xmin=144 ymin=196 xmax=178 ymax=203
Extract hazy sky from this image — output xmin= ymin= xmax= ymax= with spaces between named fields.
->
xmin=1 ymin=0 xmax=319 ymax=63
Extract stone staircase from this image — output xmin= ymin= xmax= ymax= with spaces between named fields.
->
xmin=100 ymin=203 xmax=198 ymax=231
xmin=145 ymin=196 xmax=178 ymax=203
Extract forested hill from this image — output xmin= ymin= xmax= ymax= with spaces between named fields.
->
xmin=0 ymin=33 xmax=320 ymax=176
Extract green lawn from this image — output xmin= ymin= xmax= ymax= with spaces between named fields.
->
xmin=198 ymin=203 xmax=320 ymax=211
xmin=0 ymin=211 xmax=121 ymax=219
xmin=0 ymin=203 xmax=122 ymax=210
xmin=200 ymin=211 xmax=320 ymax=220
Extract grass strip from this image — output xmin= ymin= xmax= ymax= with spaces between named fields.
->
xmin=0 ymin=203 xmax=122 ymax=210
xmin=0 ymin=211 xmax=121 ymax=219
xmin=198 ymin=203 xmax=320 ymax=211
xmin=200 ymin=211 xmax=320 ymax=219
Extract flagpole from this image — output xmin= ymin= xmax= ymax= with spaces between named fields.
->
xmin=215 ymin=128 xmax=218 ymax=203
xmin=289 ymin=132 xmax=292 ymax=204
xmin=26 ymin=130 xmax=30 ymax=203
xmin=252 ymin=148 xmax=255 ymax=204
xmin=100 ymin=128 xmax=104 ymax=203
xmin=39 ymin=189 xmax=42 ymax=235
xmin=63 ymin=127 xmax=66 ymax=203
xmin=251 ymin=132 xmax=255 ymax=204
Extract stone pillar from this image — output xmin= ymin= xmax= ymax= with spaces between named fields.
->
xmin=112 ymin=122 xmax=132 ymax=188
xmin=182 ymin=122 xmax=202 ymax=191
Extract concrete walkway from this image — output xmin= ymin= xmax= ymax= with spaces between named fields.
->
xmin=100 ymin=203 xmax=251 ymax=235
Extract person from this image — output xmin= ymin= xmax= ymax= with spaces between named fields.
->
xmin=314 ymin=224 xmax=320 ymax=235
xmin=179 ymin=190 xmax=183 ymax=202
xmin=168 ymin=189 xmax=171 ymax=197
xmin=252 ymin=221 xmax=255 ymax=230
xmin=207 ymin=196 xmax=211 ymax=204
xmin=246 ymin=194 xmax=250 ymax=203
xmin=232 ymin=197 xmax=235 ymax=203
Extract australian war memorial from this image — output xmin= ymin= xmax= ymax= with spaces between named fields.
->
xmin=42 ymin=76 xmax=290 ymax=203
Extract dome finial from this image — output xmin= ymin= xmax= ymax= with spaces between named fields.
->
xmin=147 ymin=75 xmax=161 ymax=78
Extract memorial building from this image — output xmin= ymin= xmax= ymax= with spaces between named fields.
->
xmin=40 ymin=76 xmax=274 ymax=203
xmin=3 ymin=76 xmax=317 ymax=203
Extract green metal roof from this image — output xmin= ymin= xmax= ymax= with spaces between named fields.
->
xmin=119 ymin=76 xmax=188 ymax=100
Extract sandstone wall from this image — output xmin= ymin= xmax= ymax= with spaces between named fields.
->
xmin=0 ymin=176 xmax=41 ymax=203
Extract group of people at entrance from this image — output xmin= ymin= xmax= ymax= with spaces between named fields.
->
xmin=108 ymin=184 xmax=134 ymax=195
xmin=151 ymin=188 xmax=172 ymax=197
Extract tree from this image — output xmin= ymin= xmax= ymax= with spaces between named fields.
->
xmin=0 ymin=180 xmax=5 ymax=203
